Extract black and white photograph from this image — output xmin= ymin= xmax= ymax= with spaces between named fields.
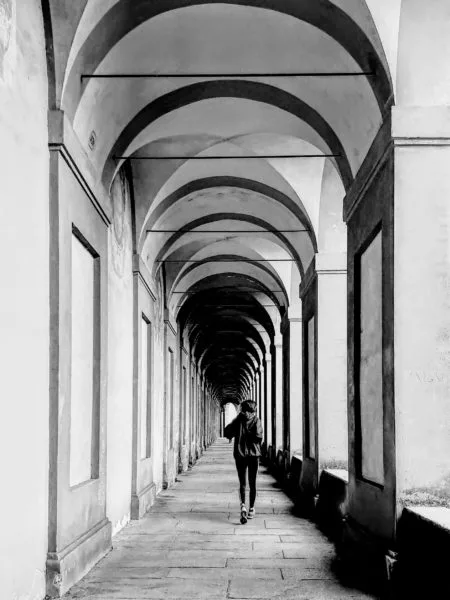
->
xmin=1 ymin=1 xmax=449 ymax=599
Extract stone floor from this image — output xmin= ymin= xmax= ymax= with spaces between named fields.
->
xmin=65 ymin=439 xmax=377 ymax=599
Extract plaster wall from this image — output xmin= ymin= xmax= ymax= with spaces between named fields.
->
xmin=0 ymin=1 xmax=50 ymax=598
xmin=394 ymin=144 xmax=450 ymax=502
xmin=359 ymin=232 xmax=383 ymax=484
xmin=70 ymin=234 xmax=96 ymax=487
xmin=106 ymin=171 xmax=134 ymax=535
xmin=151 ymin=282 xmax=166 ymax=491
xmin=288 ymin=310 xmax=303 ymax=457
xmin=396 ymin=0 xmax=450 ymax=107
xmin=345 ymin=147 xmax=396 ymax=542
xmin=316 ymin=255 xmax=348 ymax=469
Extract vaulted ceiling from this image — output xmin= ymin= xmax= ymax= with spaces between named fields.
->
xmin=46 ymin=0 xmax=393 ymax=404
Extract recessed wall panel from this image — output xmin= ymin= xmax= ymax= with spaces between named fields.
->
xmin=70 ymin=233 xmax=97 ymax=487
xmin=358 ymin=230 xmax=384 ymax=485
xmin=307 ymin=316 xmax=316 ymax=459
xmin=140 ymin=317 xmax=151 ymax=459
xmin=182 ymin=367 xmax=187 ymax=445
xmin=168 ymin=349 xmax=174 ymax=448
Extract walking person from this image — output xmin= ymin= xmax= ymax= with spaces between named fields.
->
xmin=224 ymin=400 xmax=263 ymax=524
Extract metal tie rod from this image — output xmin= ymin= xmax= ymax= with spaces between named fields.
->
xmin=157 ymin=258 xmax=296 ymax=262
xmin=171 ymin=290 xmax=284 ymax=293
xmin=116 ymin=154 xmax=339 ymax=160
xmin=82 ymin=71 xmax=374 ymax=79
xmin=146 ymin=229 xmax=309 ymax=233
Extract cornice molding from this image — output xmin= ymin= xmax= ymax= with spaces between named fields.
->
xmin=132 ymin=254 xmax=157 ymax=301
xmin=48 ymin=110 xmax=111 ymax=226
xmin=343 ymin=116 xmax=392 ymax=223
xmin=164 ymin=309 xmax=178 ymax=337
xmin=299 ymin=258 xmax=317 ymax=299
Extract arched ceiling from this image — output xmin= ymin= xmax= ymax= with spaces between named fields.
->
xmin=46 ymin=0 xmax=393 ymax=405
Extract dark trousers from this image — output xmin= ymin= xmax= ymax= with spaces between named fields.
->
xmin=235 ymin=456 xmax=259 ymax=507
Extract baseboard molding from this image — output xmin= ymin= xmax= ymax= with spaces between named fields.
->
xmin=131 ymin=482 xmax=157 ymax=520
xmin=46 ymin=517 xmax=112 ymax=597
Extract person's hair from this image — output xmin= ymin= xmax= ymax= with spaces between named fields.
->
xmin=241 ymin=400 xmax=256 ymax=413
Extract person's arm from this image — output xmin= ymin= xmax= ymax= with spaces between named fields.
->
xmin=224 ymin=417 xmax=238 ymax=440
xmin=254 ymin=417 xmax=263 ymax=442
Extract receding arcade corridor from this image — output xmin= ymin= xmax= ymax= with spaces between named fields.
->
xmin=65 ymin=440 xmax=374 ymax=600
xmin=2 ymin=2 xmax=450 ymax=599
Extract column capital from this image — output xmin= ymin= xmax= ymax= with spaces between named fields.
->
xmin=265 ymin=353 xmax=272 ymax=363
xmin=392 ymin=106 xmax=450 ymax=146
xmin=315 ymin=252 xmax=347 ymax=275
xmin=288 ymin=304 xmax=303 ymax=322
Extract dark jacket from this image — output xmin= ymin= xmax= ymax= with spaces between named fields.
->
xmin=224 ymin=411 xmax=263 ymax=458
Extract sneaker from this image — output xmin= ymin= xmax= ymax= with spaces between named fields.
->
xmin=240 ymin=504 xmax=248 ymax=525
xmin=248 ymin=507 xmax=255 ymax=519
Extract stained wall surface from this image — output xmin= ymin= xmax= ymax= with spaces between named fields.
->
xmin=106 ymin=172 xmax=134 ymax=534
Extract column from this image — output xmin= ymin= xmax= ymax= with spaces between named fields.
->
xmin=316 ymin=253 xmax=348 ymax=470
xmin=288 ymin=305 xmax=303 ymax=457
xmin=393 ymin=107 xmax=450 ymax=505
xmin=264 ymin=353 xmax=272 ymax=449
xmin=274 ymin=335 xmax=283 ymax=450
xmin=259 ymin=366 xmax=265 ymax=433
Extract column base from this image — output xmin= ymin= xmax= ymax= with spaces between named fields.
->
xmin=131 ymin=482 xmax=157 ymax=520
xmin=315 ymin=469 xmax=348 ymax=539
xmin=189 ymin=442 xmax=197 ymax=466
xmin=163 ymin=448 xmax=176 ymax=489
xmin=395 ymin=506 xmax=450 ymax=597
xmin=336 ymin=515 xmax=391 ymax=597
xmin=297 ymin=457 xmax=319 ymax=515
xmin=178 ymin=444 xmax=189 ymax=473
xmin=46 ymin=518 xmax=112 ymax=598
xmin=288 ymin=454 xmax=303 ymax=494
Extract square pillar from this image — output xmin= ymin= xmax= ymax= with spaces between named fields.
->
xmin=316 ymin=253 xmax=348 ymax=470
xmin=288 ymin=305 xmax=303 ymax=458
xmin=393 ymin=107 xmax=450 ymax=506
xmin=264 ymin=354 xmax=272 ymax=449
xmin=47 ymin=144 xmax=111 ymax=597
xmin=259 ymin=366 xmax=265 ymax=440
xmin=131 ymin=258 xmax=157 ymax=519
xmin=274 ymin=335 xmax=284 ymax=451
xmin=344 ymin=117 xmax=396 ymax=558
xmin=163 ymin=312 xmax=177 ymax=489
xmin=299 ymin=254 xmax=348 ymax=500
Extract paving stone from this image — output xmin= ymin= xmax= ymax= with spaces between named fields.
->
xmin=167 ymin=567 xmax=283 ymax=580
xmin=281 ymin=567 xmax=337 ymax=581
xmin=84 ymin=567 xmax=171 ymax=581
xmin=63 ymin=440 xmax=376 ymax=600
xmin=253 ymin=542 xmax=330 ymax=552
xmin=68 ymin=578 xmax=228 ymax=599
xmin=226 ymin=558 xmax=313 ymax=568
xmin=227 ymin=578 xmax=374 ymax=599
xmin=283 ymin=545 xmax=335 ymax=559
